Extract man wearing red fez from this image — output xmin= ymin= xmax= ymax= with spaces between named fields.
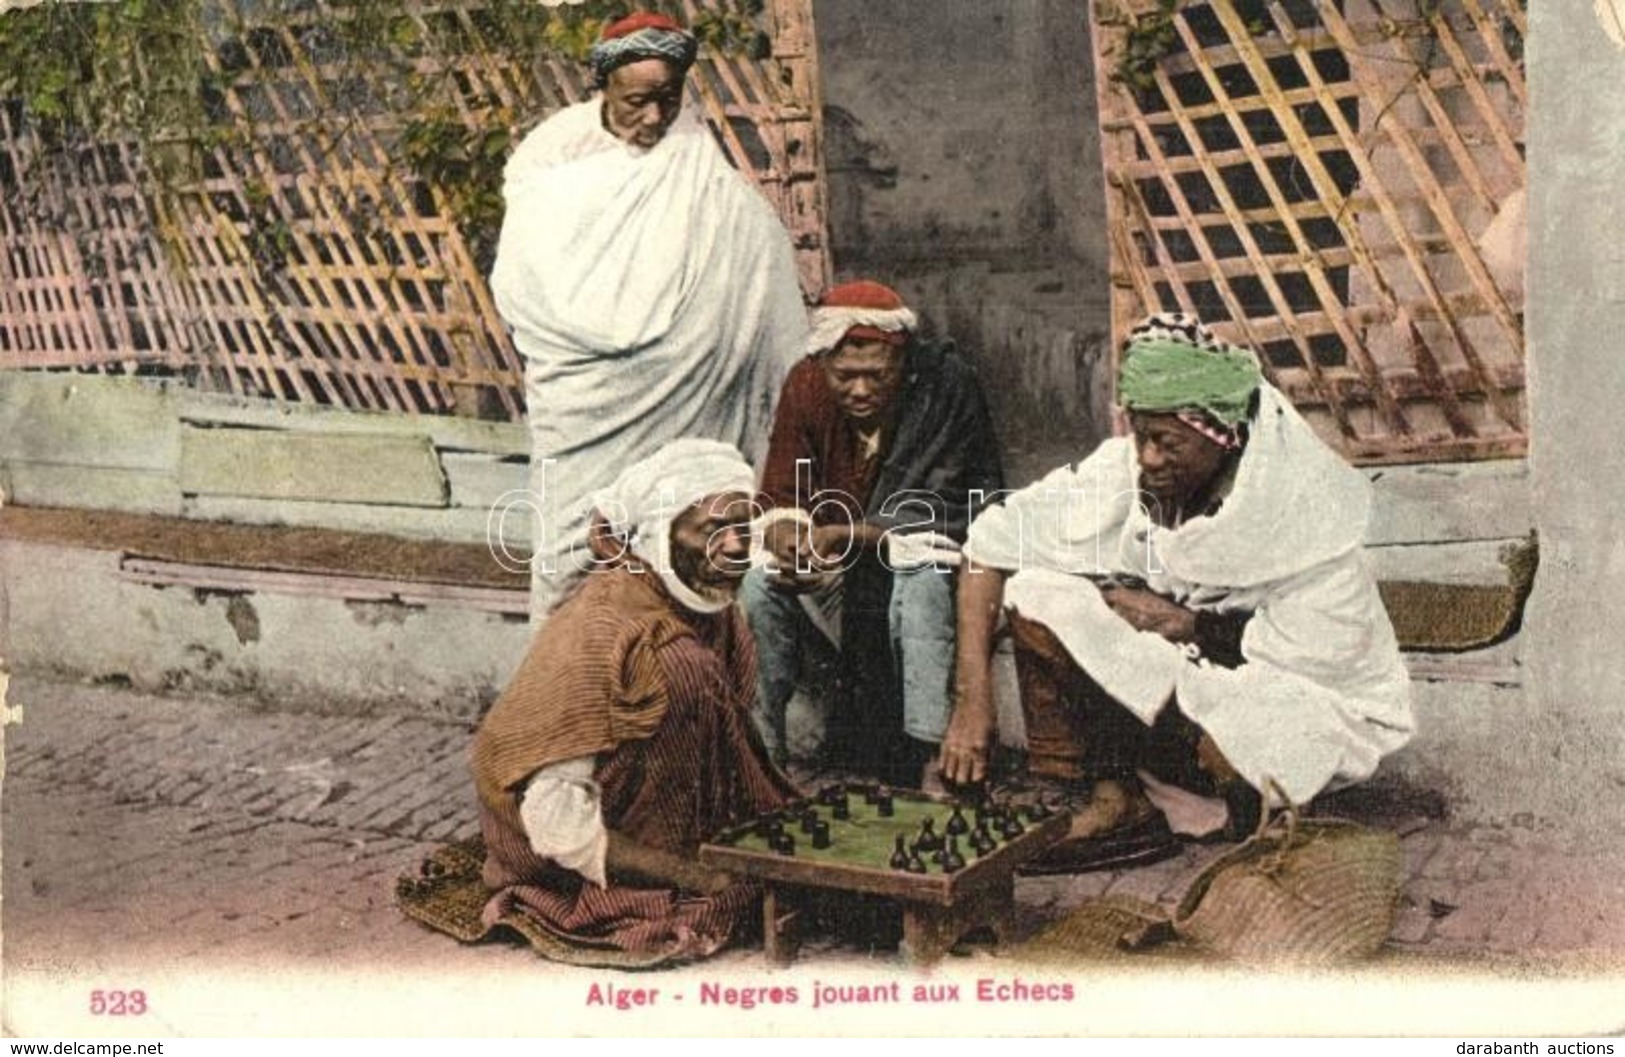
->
xmin=490 ymin=11 xmax=807 ymax=618
xmin=746 ymin=281 xmax=1005 ymax=788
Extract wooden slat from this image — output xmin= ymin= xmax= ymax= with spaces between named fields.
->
xmin=1225 ymin=1 xmax=1523 ymax=435
xmin=1129 ymin=62 xmax=1355 ymax=438
xmin=1164 ymin=6 xmax=1419 ymax=443
xmin=1274 ymin=362 xmax=1524 ymax=408
xmin=1099 ymin=79 xmax=1364 ymax=130
xmin=1198 ymin=3 xmax=1483 ymax=440
xmin=1115 ymin=170 xmax=1200 ymax=319
xmin=1416 ymin=0 xmax=1526 ymax=172
xmin=0 ymin=0 xmax=829 ymax=419
xmin=1090 ymin=0 xmax=1524 ymax=463
xmin=1303 ymin=4 xmax=1524 ymax=355
xmin=1457 ymin=0 xmax=1528 ymax=111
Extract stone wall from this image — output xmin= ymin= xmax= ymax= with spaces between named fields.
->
xmin=816 ymin=0 xmax=1116 ymax=478
xmin=1522 ymin=6 xmax=1625 ymax=834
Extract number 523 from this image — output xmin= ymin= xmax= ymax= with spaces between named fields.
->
xmin=90 ymin=990 xmax=148 ymax=1015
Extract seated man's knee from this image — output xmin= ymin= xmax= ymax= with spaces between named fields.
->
xmin=741 ymin=567 xmax=803 ymax=634
xmin=889 ymin=566 xmax=956 ymax=643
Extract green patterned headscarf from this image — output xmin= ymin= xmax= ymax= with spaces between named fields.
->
xmin=1118 ymin=334 xmax=1262 ymax=427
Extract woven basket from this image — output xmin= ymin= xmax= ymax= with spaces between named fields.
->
xmin=1171 ymin=784 xmax=1403 ymax=967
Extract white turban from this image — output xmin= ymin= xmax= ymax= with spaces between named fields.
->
xmin=591 ymin=439 xmax=756 ymax=612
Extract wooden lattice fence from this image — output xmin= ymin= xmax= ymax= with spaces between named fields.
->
xmin=1091 ymin=0 xmax=1526 ymax=463
xmin=0 ymin=0 xmax=829 ymax=422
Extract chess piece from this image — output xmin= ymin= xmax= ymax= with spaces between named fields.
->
xmin=1001 ymin=814 xmax=1026 ymax=839
xmin=915 ymin=818 xmax=942 ymax=853
xmin=832 ymin=798 xmax=851 ymax=820
xmin=876 ymin=792 xmax=895 ymax=817
xmin=774 ymin=832 xmax=796 ymax=856
xmin=800 ymin=809 xmax=820 ymax=834
xmin=941 ymin=836 xmax=965 ymax=873
xmin=889 ymin=834 xmax=910 ymax=870
xmin=812 ymin=821 xmax=831 ymax=849
xmin=904 ymin=848 xmax=928 ymax=874
xmin=971 ymin=824 xmax=997 ymax=857
xmin=946 ymin=806 xmax=970 ymax=837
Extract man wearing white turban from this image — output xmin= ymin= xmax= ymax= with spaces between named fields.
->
xmin=470 ymin=439 xmax=796 ymax=965
xmin=488 ymin=12 xmax=808 ymax=618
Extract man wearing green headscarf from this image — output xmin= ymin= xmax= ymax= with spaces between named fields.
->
xmin=938 ymin=313 xmax=1413 ymax=872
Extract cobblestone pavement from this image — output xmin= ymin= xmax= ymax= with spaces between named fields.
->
xmin=4 ymin=674 xmax=1623 ymax=1036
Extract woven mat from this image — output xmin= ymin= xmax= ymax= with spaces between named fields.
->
xmin=1005 ymin=895 xmax=1210 ymax=967
xmin=1381 ymin=534 xmax=1538 ymax=652
xmin=394 ymin=837 xmax=674 ymax=970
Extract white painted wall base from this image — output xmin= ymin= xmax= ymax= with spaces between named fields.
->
xmin=0 ymin=539 xmax=529 ymax=725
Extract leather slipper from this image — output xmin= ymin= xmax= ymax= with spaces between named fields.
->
xmin=1017 ymin=815 xmax=1183 ymax=876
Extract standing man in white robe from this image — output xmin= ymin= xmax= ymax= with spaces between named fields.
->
xmin=489 ymin=12 xmax=808 ymax=617
xmin=938 ymin=313 xmax=1415 ymax=869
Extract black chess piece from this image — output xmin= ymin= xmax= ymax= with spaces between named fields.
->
xmin=946 ymin=806 xmax=970 ymax=837
xmin=916 ymin=818 xmax=942 ymax=853
xmin=800 ymin=809 xmax=820 ymax=834
xmin=904 ymin=848 xmax=928 ymax=874
xmin=1001 ymin=815 xmax=1026 ymax=839
xmin=831 ymin=798 xmax=851 ymax=820
xmin=941 ymin=836 xmax=965 ymax=873
xmin=889 ymin=834 xmax=910 ymax=871
xmin=812 ymin=821 xmax=831 ymax=849
xmin=774 ymin=832 xmax=796 ymax=856
xmin=972 ymin=824 xmax=997 ymax=856
xmin=876 ymin=792 xmax=895 ymax=817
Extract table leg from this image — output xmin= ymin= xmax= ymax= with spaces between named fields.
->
xmin=898 ymin=878 xmax=1016 ymax=966
xmin=762 ymin=885 xmax=801 ymax=966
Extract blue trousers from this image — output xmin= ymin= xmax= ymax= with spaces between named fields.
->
xmin=742 ymin=564 xmax=956 ymax=763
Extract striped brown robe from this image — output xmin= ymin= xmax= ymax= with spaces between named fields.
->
xmin=470 ymin=566 xmax=795 ymax=962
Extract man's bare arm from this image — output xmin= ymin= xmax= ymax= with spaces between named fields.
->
xmin=938 ymin=557 xmax=1009 ymax=785
xmin=1099 ymin=584 xmax=1198 ymax=643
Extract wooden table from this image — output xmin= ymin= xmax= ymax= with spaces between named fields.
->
xmin=700 ymin=785 xmax=1070 ymax=965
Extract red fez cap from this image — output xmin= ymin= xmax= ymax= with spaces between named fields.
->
xmin=601 ymin=12 xmax=687 ymax=40
xmin=810 ymin=280 xmax=914 ymax=349
xmin=818 ymin=279 xmax=907 ymax=313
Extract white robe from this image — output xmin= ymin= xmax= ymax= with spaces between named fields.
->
xmin=490 ymin=100 xmax=808 ymax=615
xmin=963 ymin=385 xmax=1415 ymax=806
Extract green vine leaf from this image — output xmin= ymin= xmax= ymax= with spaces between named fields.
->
xmin=1 ymin=0 xmax=774 ymax=284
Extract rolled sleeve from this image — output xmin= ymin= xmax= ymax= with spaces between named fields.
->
xmin=518 ymin=757 xmax=609 ymax=888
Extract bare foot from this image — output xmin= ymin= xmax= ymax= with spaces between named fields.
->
xmin=1064 ymin=779 xmax=1155 ymax=840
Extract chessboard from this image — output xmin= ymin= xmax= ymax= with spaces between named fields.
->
xmin=700 ymin=782 xmax=1070 ymax=963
